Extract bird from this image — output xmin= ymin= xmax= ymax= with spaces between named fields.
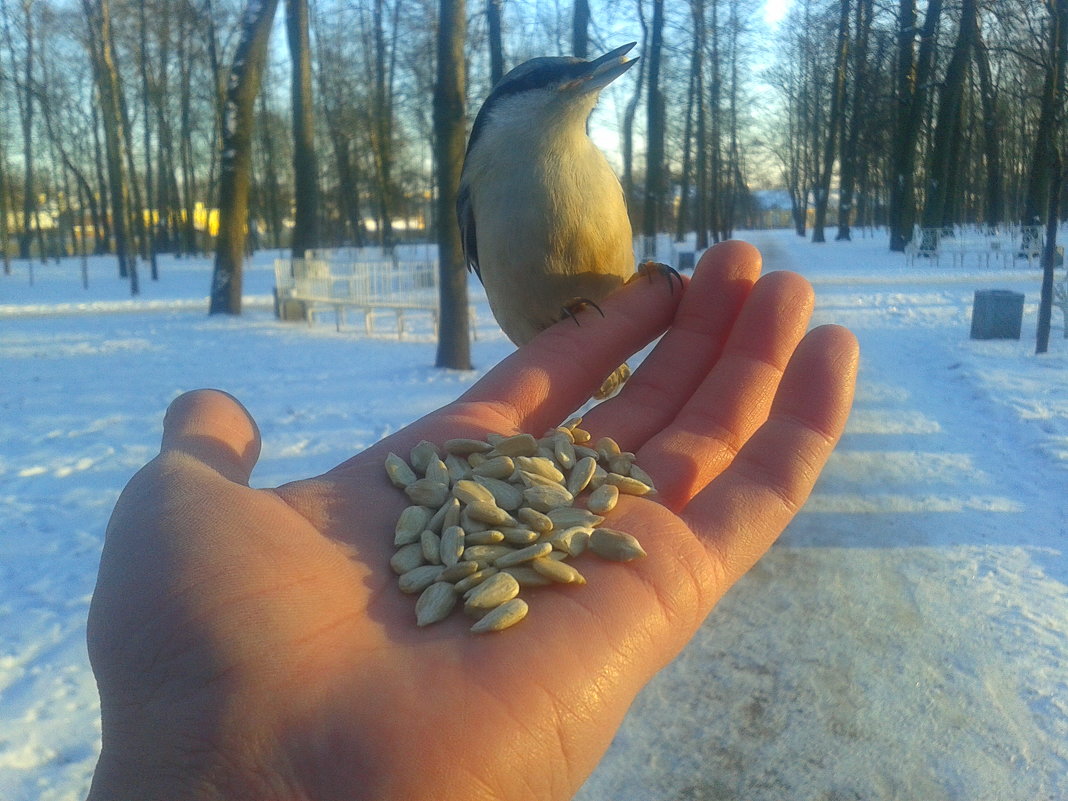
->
xmin=457 ymin=43 xmax=646 ymax=399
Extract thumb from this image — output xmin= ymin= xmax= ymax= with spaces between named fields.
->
xmin=161 ymin=389 xmax=262 ymax=485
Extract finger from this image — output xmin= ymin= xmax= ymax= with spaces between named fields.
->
xmin=636 ymin=270 xmax=815 ymax=510
xmin=582 ymin=240 xmax=761 ymax=447
xmin=683 ymin=325 xmax=859 ymax=585
xmin=456 ymin=270 xmax=686 ymax=433
xmin=160 ymin=389 xmax=262 ymax=485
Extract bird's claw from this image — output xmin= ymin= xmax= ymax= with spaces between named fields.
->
xmin=560 ymin=297 xmax=605 ymax=326
xmin=630 ymin=261 xmax=684 ymax=294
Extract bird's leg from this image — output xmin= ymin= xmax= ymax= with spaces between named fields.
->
xmin=560 ymin=297 xmax=606 ymax=327
xmin=630 ymin=261 xmax=684 ymax=294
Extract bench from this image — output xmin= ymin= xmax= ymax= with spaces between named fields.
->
xmin=275 ymin=257 xmax=441 ymax=337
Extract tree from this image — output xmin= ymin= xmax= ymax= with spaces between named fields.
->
xmin=488 ymin=0 xmax=504 ymax=83
xmin=82 ymin=0 xmax=138 ymax=293
xmin=433 ymin=0 xmax=471 ymax=370
xmin=921 ymin=0 xmax=977 ymax=231
xmin=286 ymin=0 xmax=319 ymax=258
xmin=836 ymin=0 xmax=873 ymax=241
xmin=1035 ymin=0 xmax=1068 ymax=354
xmin=811 ymin=0 xmax=850 ymax=243
xmin=641 ymin=0 xmax=665 ymax=250
xmin=209 ymin=0 xmax=280 ymax=315
xmin=888 ymin=0 xmax=942 ymax=251
xmin=572 ymin=0 xmax=589 ymax=58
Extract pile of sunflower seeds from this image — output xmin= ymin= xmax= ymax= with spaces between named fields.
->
xmin=385 ymin=417 xmax=654 ymax=633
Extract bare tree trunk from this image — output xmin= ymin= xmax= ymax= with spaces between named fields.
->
xmin=812 ymin=0 xmax=849 ymax=243
xmin=921 ymin=0 xmax=976 ymax=230
xmin=2 ymin=0 xmax=36 ymax=260
xmin=434 ymin=0 xmax=471 ymax=370
xmin=642 ymin=0 xmax=665 ymax=246
xmin=621 ymin=2 xmax=647 ymax=231
xmin=1036 ymin=0 xmax=1068 ymax=354
xmin=972 ymin=19 xmax=1003 ymax=229
xmin=488 ymin=0 xmax=505 ymax=83
xmin=138 ymin=0 xmax=158 ymax=279
xmin=836 ymin=0 xmax=872 ymax=241
xmin=572 ymin=0 xmax=589 ymax=58
xmin=888 ymin=0 xmax=942 ymax=250
xmin=370 ymin=0 xmax=395 ymax=249
xmin=209 ymin=0 xmax=281 ymax=315
xmin=257 ymin=91 xmax=284 ymax=250
xmin=83 ymin=0 xmax=138 ymax=294
xmin=286 ymin=0 xmax=320 ymax=258
xmin=0 ymin=144 xmax=9 ymax=274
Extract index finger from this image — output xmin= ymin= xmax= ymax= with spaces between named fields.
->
xmin=455 ymin=271 xmax=686 ymax=434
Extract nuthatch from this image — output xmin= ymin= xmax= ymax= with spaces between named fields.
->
xmin=458 ymin=43 xmax=642 ymax=397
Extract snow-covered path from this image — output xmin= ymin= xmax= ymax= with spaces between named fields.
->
xmin=576 ymin=230 xmax=1068 ymax=801
xmin=2 ymin=233 xmax=1066 ymax=800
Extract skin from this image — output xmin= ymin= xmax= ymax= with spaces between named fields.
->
xmin=86 ymin=241 xmax=858 ymax=801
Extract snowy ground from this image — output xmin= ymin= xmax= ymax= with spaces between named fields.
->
xmin=2 ymin=230 xmax=1066 ymax=800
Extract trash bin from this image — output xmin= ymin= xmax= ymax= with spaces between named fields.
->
xmin=970 ymin=289 xmax=1024 ymax=340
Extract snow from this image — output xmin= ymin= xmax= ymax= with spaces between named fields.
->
xmin=2 ymin=230 xmax=1066 ymax=800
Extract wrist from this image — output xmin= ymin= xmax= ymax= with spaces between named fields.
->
xmin=87 ymin=719 xmax=301 ymax=801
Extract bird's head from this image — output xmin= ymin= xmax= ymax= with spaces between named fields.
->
xmin=466 ymin=43 xmax=638 ymax=153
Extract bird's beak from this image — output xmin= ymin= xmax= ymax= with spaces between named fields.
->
xmin=566 ymin=42 xmax=638 ymax=94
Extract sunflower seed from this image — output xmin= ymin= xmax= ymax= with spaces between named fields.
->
xmin=587 ymin=483 xmax=619 ymax=515
xmin=453 ymin=479 xmax=496 ymax=506
xmin=596 ymin=436 xmax=622 ymax=461
xmin=515 ymin=456 xmax=565 ymax=483
xmin=415 ymin=582 xmax=458 ymax=626
xmin=439 ymin=525 xmax=465 ymax=567
xmin=628 ymin=464 xmax=656 ymax=492
xmin=549 ymin=525 xmax=590 ymax=557
xmin=473 ymin=475 xmax=524 ymax=510
xmin=500 ymin=526 xmax=539 ymax=545
xmin=404 ymin=478 xmax=450 ymax=507
xmin=589 ymin=528 xmax=647 ymax=561
xmin=398 ymin=564 xmax=446 ymax=593
xmin=531 ymin=557 xmax=586 ymax=585
xmin=421 ymin=529 xmax=442 ymax=564
xmin=553 ymin=436 xmax=577 ymax=470
xmin=516 ymin=506 xmax=553 ymax=534
xmin=463 ymin=571 xmax=520 ymax=608
xmin=440 ymin=560 xmax=479 ymax=582
xmin=566 ymin=456 xmax=598 ymax=496
xmin=493 ymin=542 xmax=552 ymax=568
xmin=522 ymin=484 xmax=574 ymax=512
xmin=465 ymin=500 xmax=516 ymax=526
xmin=424 ymin=456 xmax=451 ymax=485
xmin=453 ymin=566 xmax=498 ymax=593
xmin=470 ymin=598 xmax=529 ymax=633
xmin=465 ymin=529 xmax=506 ymax=545
xmin=470 ymin=455 xmax=515 ymax=479
xmin=546 ymin=506 xmax=605 ymax=529
xmin=390 ymin=542 xmax=426 ymax=574
xmin=409 ymin=440 xmax=440 ymax=474
xmin=501 ymin=566 xmax=555 ymax=587
xmin=385 ymin=452 xmax=418 ymax=488
xmin=395 ymin=505 xmax=433 ymax=546
xmin=604 ymin=473 xmax=653 ymax=496
xmin=489 ymin=433 xmax=538 ymax=457
xmin=444 ymin=437 xmax=494 ymax=455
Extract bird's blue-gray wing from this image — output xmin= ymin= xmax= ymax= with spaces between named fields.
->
xmin=456 ymin=183 xmax=481 ymax=282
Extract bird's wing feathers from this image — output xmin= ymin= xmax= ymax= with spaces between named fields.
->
xmin=456 ymin=182 xmax=482 ymax=283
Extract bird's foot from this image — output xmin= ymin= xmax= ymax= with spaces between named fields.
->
xmin=594 ymin=362 xmax=631 ymax=400
xmin=630 ymin=261 xmax=684 ymax=294
xmin=560 ymin=297 xmax=606 ymax=326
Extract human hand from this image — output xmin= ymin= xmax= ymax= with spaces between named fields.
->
xmin=87 ymin=241 xmax=857 ymax=801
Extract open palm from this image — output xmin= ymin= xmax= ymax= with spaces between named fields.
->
xmin=87 ymin=241 xmax=857 ymax=801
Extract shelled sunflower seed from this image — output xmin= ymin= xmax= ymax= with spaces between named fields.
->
xmin=386 ymin=417 xmax=655 ymax=634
